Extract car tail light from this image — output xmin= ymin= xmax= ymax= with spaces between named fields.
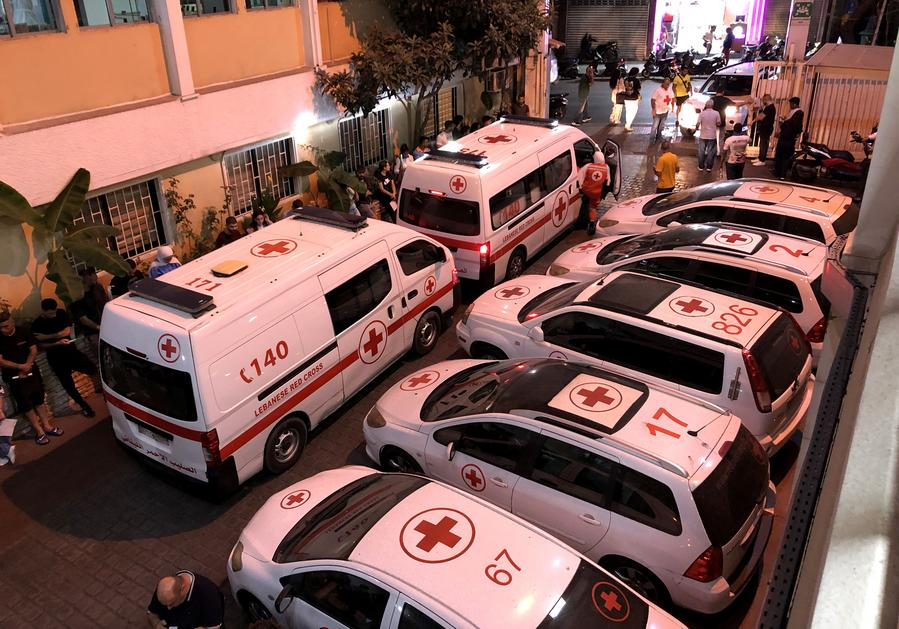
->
xmin=597 ymin=219 xmax=619 ymax=228
xmin=806 ymin=316 xmax=827 ymax=344
xmin=684 ymin=545 xmax=723 ymax=582
xmin=742 ymin=349 xmax=772 ymax=413
xmin=479 ymin=243 xmax=490 ymax=268
xmin=461 ymin=304 xmax=474 ymax=326
xmin=202 ymin=429 xmax=222 ymax=467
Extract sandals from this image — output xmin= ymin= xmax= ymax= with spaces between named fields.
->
xmin=35 ymin=433 xmax=50 ymax=445
xmin=46 ymin=427 xmax=64 ymax=437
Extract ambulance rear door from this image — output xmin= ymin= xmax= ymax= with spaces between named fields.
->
xmin=100 ymin=305 xmax=207 ymax=483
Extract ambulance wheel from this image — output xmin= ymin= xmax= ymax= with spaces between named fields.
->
xmin=413 ymin=310 xmax=442 ymax=356
xmin=505 ymin=248 xmax=526 ymax=280
xmin=381 ymin=447 xmax=423 ymax=474
xmin=264 ymin=417 xmax=307 ymax=474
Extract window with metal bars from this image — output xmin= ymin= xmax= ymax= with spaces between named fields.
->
xmin=338 ymin=110 xmax=391 ymax=172
xmin=420 ymin=87 xmax=458 ymax=139
xmin=67 ymin=180 xmax=166 ymax=270
xmin=223 ymin=138 xmax=296 ymax=216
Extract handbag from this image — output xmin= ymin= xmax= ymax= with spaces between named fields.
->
xmin=616 ymin=92 xmax=626 ymax=104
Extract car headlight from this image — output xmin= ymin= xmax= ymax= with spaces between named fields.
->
xmin=366 ymin=407 xmax=386 ymax=428
xmin=598 ymin=219 xmax=619 ymax=228
xmin=725 ymin=105 xmax=737 ymax=117
xmin=230 ymin=541 xmax=243 ymax=572
xmin=461 ymin=303 xmax=475 ymax=326
xmin=548 ymin=264 xmax=570 ymax=277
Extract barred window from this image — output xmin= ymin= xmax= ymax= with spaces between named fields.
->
xmin=338 ymin=110 xmax=390 ymax=173
xmin=420 ymin=87 xmax=458 ymax=139
xmin=223 ymin=138 xmax=296 ymax=216
xmin=68 ymin=180 xmax=166 ymax=269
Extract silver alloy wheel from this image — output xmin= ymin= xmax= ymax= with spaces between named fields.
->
xmin=418 ymin=317 xmax=437 ymax=348
xmin=272 ymin=427 xmax=300 ymax=464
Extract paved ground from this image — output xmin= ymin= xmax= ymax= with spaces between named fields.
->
xmin=0 ymin=82 xmax=833 ymax=628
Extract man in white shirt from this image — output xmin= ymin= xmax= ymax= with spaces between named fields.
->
xmin=696 ymin=100 xmax=721 ymax=172
xmin=435 ymin=120 xmax=452 ymax=148
xmin=720 ymin=122 xmax=751 ymax=179
xmin=650 ymin=78 xmax=675 ymax=144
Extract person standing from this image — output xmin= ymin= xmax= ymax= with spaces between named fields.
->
xmin=147 ymin=570 xmax=224 ymax=629
xmin=373 ymin=161 xmax=398 ymax=222
xmin=774 ymin=96 xmax=804 ymax=179
xmin=436 ymin=121 xmax=453 ymax=148
xmin=109 ymin=259 xmax=145 ymax=297
xmin=672 ymin=66 xmax=692 ymax=127
xmin=573 ymin=64 xmax=595 ymax=126
xmin=608 ymin=63 xmax=625 ymax=125
xmin=720 ymin=122 xmax=751 ymax=179
xmin=70 ymin=267 xmax=108 ymax=350
xmin=752 ymin=94 xmax=777 ymax=165
xmin=214 ymin=216 xmax=243 ymax=249
xmin=721 ymin=27 xmax=735 ymax=61
xmin=710 ymin=87 xmax=735 ymax=152
xmin=149 ymin=246 xmax=181 ymax=278
xmin=394 ymin=143 xmax=414 ymax=184
xmin=654 ymin=140 xmax=679 ymax=193
xmin=622 ymin=67 xmax=642 ymax=131
xmin=650 ymin=78 xmax=675 ymax=143
xmin=579 ymin=151 xmax=610 ymax=234
xmin=30 ymin=298 xmax=98 ymax=418
xmin=412 ymin=136 xmax=430 ymax=160
xmin=696 ymin=101 xmax=721 ymax=171
xmin=511 ymin=95 xmax=530 ymax=116
xmin=703 ymin=25 xmax=717 ymax=55
xmin=0 ymin=311 xmax=63 ymax=446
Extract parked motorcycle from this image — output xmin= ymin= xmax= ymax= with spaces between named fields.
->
xmin=557 ymin=55 xmax=580 ymax=80
xmin=791 ymin=132 xmax=872 ymax=183
xmin=693 ymin=53 xmax=726 ymax=76
xmin=590 ymin=40 xmax=621 ymax=72
xmin=549 ymin=93 xmax=568 ymax=120
xmin=642 ymin=51 xmax=676 ymax=79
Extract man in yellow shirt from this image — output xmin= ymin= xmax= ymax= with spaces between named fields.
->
xmin=672 ymin=66 xmax=692 ymax=126
xmin=654 ymin=140 xmax=679 ymax=193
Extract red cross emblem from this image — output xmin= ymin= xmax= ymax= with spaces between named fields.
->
xmin=592 ymin=581 xmax=631 ymax=621
xmin=358 ymin=320 xmax=388 ymax=365
xmin=400 ymin=508 xmax=476 ymax=564
xmin=750 ymin=184 xmax=780 ymax=194
xmin=478 ymin=134 xmax=516 ymax=145
xmin=400 ymin=370 xmax=440 ymax=391
xmin=461 ymin=464 xmax=485 ymax=492
xmin=251 ymin=239 xmax=297 ymax=258
xmin=157 ymin=334 xmax=180 ymax=363
xmin=570 ymin=382 xmax=622 ymax=412
xmin=280 ymin=489 xmax=311 ymax=509
xmin=715 ymin=232 xmax=750 ymax=244
xmin=450 ymin=175 xmax=467 ymax=194
xmin=495 ymin=286 xmax=529 ymax=300
xmin=670 ymin=296 xmax=715 ymax=317
xmin=663 ymin=94 xmax=673 ymax=106
xmin=552 ymin=192 xmax=569 ymax=227
xmin=424 ymin=275 xmax=436 ymax=296
xmin=573 ymin=242 xmax=600 ymax=253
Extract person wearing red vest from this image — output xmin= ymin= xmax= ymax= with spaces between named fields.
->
xmin=579 ymin=151 xmax=610 ymax=234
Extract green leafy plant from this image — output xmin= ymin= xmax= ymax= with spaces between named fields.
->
xmin=165 ymin=177 xmax=198 ymax=256
xmin=280 ymin=148 xmax=365 ymax=213
xmin=0 ymin=169 xmax=130 ymax=304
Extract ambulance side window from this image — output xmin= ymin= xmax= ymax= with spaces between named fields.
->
xmin=574 ymin=139 xmax=596 ymax=168
xmin=325 ymin=260 xmax=392 ymax=335
xmin=541 ymin=152 xmax=573 ymax=193
xmin=489 ymin=170 xmax=543 ymax=229
xmin=396 ymin=240 xmax=443 ymax=275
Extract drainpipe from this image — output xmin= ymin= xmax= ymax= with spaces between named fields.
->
xmin=150 ymin=0 xmax=196 ymax=100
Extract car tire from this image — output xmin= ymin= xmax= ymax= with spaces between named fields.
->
xmin=605 ymin=558 xmax=671 ymax=607
xmin=471 ymin=343 xmax=508 ymax=361
xmin=412 ymin=310 xmax=442 ymax=356
xmin=505 ymin=248 xmax=527 ymax=281
xmin=380 ymin=447 xmax=423 ymax=474
xmin=263 ymin=417 xmax=308 ymax=474
xmin=239 ymin=592 xmax=273 ymax=622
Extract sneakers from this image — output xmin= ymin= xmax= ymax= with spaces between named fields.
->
xmin=46 ymin=426 xmax=64 ymax=437
xmin=35 ymin=433 xmax=49 ymax=446
xmin=582 ymin=116 xmax=592 ymax=122
xmin=571 ymin=121 xmax=581 ymax=126
xmin=751 ymin=160 xmax=765 ymax=166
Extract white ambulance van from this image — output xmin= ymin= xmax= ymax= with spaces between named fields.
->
xmin=397 ymin=115 xmax=621 ymax=286
xmin=99 ymin=207 xmax=458 ymax=492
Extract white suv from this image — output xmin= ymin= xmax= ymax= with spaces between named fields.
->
xmin=363 ymin=358 xmax=776 ymax=614
xmin=456 ymin=270 xmax=814 ymax=454
xmin=595 ymin=179 xmax=855 ymax=250
xmin=547 ymin=223 xmax=831 ymax=362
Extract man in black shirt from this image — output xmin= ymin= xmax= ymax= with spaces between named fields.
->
xmin=214 ymin=216 xmax=244 ymax=249
xmin=0 ymin=310 xmax=62 ymax=445
xmin=30 ymin=298 xmax=98 ymax=417
xmin=110 ymin=259 xmax=145 ymax=297
xmin=69 ymin=268 xmax=107 ymax=345
xmin=774 ymin=96 xmax=805 ymax=179
xmin=147 ymin=571 xmax=224 ymax=629
xmin=752 ymin=93 xmax=777 ymax=165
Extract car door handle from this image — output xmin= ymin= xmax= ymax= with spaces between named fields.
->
xmin=490 ymin=477 xmax=508 ymax=488
xmin=388 ymin=305 xmax=395 ymax=319
xmin=579 ymin=513 xmax=603 ymax=526
xmin=407 ymin=289 xmax=418 ymax=300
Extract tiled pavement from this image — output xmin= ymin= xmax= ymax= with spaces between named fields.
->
xmin=0 ymin=82 xmax=850 ymax=628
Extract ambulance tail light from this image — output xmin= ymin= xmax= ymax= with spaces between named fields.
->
xmin=742 ymin=349 xmax=772 ymax=413
xmin=684 ymin=545 xmax=723 ymax=582
xmin=479 ymin=243 xmax=490 ymax=268
xmin=202 ymin=429 xmax=222 ymax=467
xmin=806 ymin=316 xmax=827 ymax=344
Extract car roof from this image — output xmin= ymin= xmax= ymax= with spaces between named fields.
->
xmin=414 ymin=117 xmax=587 ymax=177
xmin=109 ymin=210 xmax=412 ymax=331
xmin=711 ymin=61 xmax=755 ymax=76
xmin=730 ymin=179 xmax=850 ymax=216
xmin=422 ymin=359 xmax=732 ymax=479
xmin=578 ymin=271 xmax=779 ymax=348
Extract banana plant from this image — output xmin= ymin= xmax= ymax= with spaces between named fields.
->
xmin=280 ymin=149 xmax=366 ymax=213
xmin=0 ymin=169 xmax=130 ymax=304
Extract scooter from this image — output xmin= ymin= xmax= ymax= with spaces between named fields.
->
xmin=549 ymin=93 xmax=568 ymax=120
xmin=590 ymin=40 xmax=621 ymax=72
xmin=642 ymin=51 xmax=676 ymax=78
xmin=791 ymin=133 xmax=870 ymax=183
xmin=693 ymin=53 xmax=726 ymax=76
xmin=557 ymin=55 xmax=580 ymax=80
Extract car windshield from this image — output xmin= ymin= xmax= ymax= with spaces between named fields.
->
xmin=596 ymin=224 xmax=722 ymax=264
xmin=399 ymin=189 xmax=480 ymax=236
xmin=517 ymin=281 xmax=586 ymax=322
xmin=536 ymin=560 xmax=650 ymax=628
xmin=642 ymin=181 xmax=743 ymax=216
xmin=692 ymin=426 xmax=768 ymax=546
xmin=274 ymin=474 xmax=428 ymax=563
xmin=100 ymin=340 xmax=198 ymax=422
xmin=700 ymin=74 xmax=753 ymax=96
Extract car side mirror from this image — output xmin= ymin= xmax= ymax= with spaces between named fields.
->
xmin=274 ymin=584 xmax=295 ymax=613
xmin=528 ymin=326 xmax=545 ymax=343
xmin=446 ymin=441 xmax=457 ymax=462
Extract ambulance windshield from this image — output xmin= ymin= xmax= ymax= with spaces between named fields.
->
xmin=399 ymin=190 xmax=480 ymax=236
xmin=100 ymin=341 xmax=198 ymax=422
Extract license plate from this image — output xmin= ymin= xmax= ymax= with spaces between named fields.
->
xmin=137 ymin=423 xmax=170 ymax=444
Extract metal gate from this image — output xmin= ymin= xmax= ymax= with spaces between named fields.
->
xmin=564 ymin=0 xmax=650 ymax=62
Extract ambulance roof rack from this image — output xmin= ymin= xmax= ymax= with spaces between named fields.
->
xmin=129 ymin=278 xmax=215 ymax=317
xmin=499 ymin=115 xmax=559 ymax=129
xmin=291 ymin=205 xmax=367 ymax=231
xmin=424 ymin=150 xmax=489 ymax=168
